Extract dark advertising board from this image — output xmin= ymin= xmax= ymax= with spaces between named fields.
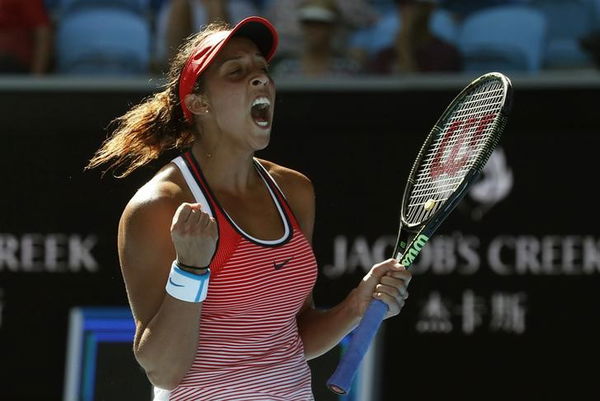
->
xmin=1 ymin=75 xmax=598 ymax=400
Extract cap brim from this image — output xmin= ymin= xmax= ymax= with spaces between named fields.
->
xmin=231 ymin=16 xmax=278 ymax=61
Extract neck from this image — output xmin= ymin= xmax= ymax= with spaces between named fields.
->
xmin=190 ymin=142 xmax=258 ymax=195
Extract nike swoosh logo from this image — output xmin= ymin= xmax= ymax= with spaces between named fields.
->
xmin=169 ymin=278 xmax=184 ymax=287
xmin=273 ymin=257 xmax=293 ymax=270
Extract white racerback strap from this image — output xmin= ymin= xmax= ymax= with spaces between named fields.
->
xmin=172 ymin=156 xmax=214 ymax=218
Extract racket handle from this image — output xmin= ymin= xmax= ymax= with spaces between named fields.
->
xmin=326 ymin=299 xmax=388 ymax=395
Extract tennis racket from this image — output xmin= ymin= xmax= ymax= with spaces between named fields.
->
xmin=327 ymin=71 xmax=513 ymax=395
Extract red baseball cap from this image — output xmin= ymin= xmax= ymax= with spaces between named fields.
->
xmin=178 ymin=16 xmax=279 ymax=122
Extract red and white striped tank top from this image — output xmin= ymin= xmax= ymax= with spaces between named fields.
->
xmin=155 ymin=152 xmax=318 ymax=401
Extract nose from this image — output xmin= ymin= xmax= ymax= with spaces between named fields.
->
xmin=252 ymin=75 xmax=269 ymax=86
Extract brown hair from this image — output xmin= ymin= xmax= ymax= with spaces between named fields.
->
xmin=86 ymin=21 xmax=230 ymax=177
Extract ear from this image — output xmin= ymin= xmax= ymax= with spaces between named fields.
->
xmin=184 ymin=94 xmax=209 ymax=117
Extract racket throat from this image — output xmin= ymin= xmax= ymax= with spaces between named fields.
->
xmin=393 ymin=226 xmax=431 ymax=268
xmin=392 ymin=228 xmax=411 ymax=261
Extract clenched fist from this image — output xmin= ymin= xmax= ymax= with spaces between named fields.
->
xmin=353 ymin=259 xmax=412 ymax=319
xmin=170 ymin=202 xmax=218 ymax=269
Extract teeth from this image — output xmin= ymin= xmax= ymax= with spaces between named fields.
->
xmin=251 ymin=96 xmax=270 ymax=128
xmin=252 ymin=97 xmax=270 ymax=108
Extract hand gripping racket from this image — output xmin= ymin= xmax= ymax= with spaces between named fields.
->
xmin=327 ymin=72 xmax=513 ymax=395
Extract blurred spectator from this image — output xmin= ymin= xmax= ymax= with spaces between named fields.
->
xmin=155 ymin=0 xmax=259 ymax=71
xmin=271 ymin=0 xmax=362 ymax=78
xmin=368 ymin=0 xmax=461 ymax=73
xmin=264 ymin=0 xmax=378 ymax=58
xmin=0 ymin=0 xmax=52 ymax=75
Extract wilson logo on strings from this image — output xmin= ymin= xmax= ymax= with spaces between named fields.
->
xmin=430 ymin=114 xmax=496 ymax=179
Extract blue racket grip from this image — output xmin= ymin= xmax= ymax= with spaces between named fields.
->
xmin=327 ymin=299 xmax=388 ymax=394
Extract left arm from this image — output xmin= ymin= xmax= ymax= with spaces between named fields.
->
xmin=272 ymin=164 xmax=411 ymax=360
xmin=297 ymin=260 xmax=410 ymax=360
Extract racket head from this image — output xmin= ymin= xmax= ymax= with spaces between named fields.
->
xmin=327 ymin=72 xmax=513 ymax=395
xmin=400 ymin=72 xmax=512 ymax=233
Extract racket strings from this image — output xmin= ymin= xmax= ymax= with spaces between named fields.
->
xmin=424 ymin=81 xmax=504 ymax=166
xmin=405 ymin=80 xmax=505 ymax=225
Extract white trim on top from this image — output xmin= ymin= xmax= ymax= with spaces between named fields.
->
xmin=172 ymin=156 xmax=213 ymax=218
xmin=172 ymin=156 xmax=290 ymax=245
xmin=224 ymin=164 xmax=290 ymax=245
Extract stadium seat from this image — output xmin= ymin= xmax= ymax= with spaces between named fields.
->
xmin=55 ymin=8 xmax=151 ymax=75
xmin=348 ymin=8 xmax=460 ymax=58
xmin=457 ymin=5 xmax=547 ymax=73
xmin=55 ymin=0 xmax=150 ymax=15
xmin=430 ymin=8 xmax=460 ymax=45
xmin=532 ymin=0 xmax=594 ymax=69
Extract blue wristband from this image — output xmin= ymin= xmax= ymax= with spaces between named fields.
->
xmin=165 ymin=261 xmax=210 ymax=303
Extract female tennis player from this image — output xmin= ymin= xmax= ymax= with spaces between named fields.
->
xmin=87 ymin=16 xmax=411 ymax=401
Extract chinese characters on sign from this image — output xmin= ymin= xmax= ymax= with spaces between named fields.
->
xmin=416 ymin=290 xmax=527 ymax=335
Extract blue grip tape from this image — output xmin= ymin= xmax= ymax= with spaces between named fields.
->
xmin=326 ymin=299 xmax=388 ymax=394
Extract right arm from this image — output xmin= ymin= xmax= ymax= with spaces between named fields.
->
xmin=118 ymin=180 xmax=217 ymax=390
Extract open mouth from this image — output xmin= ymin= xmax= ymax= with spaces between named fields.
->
xmin=250 ymin=96 xmax=271 ymax=128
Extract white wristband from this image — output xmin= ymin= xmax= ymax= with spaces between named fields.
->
xmin=165 ymin=262 xmax=210 ymax=303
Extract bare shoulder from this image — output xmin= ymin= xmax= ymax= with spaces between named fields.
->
xmin=256 ymin=158 xmax=314 ymax=200
xmin=122 ymin=163 xmax=189 ymax=224
xmin=118 ymin=162 xmax=192 ymax=266
xmin=256 ymin=158 xmax=315 ymax=240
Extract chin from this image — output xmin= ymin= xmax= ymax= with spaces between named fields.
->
xmin=254 ymin=137 xmax=271 ymax=151
xmin=251 ymin=122 xmax=271 ymax=139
